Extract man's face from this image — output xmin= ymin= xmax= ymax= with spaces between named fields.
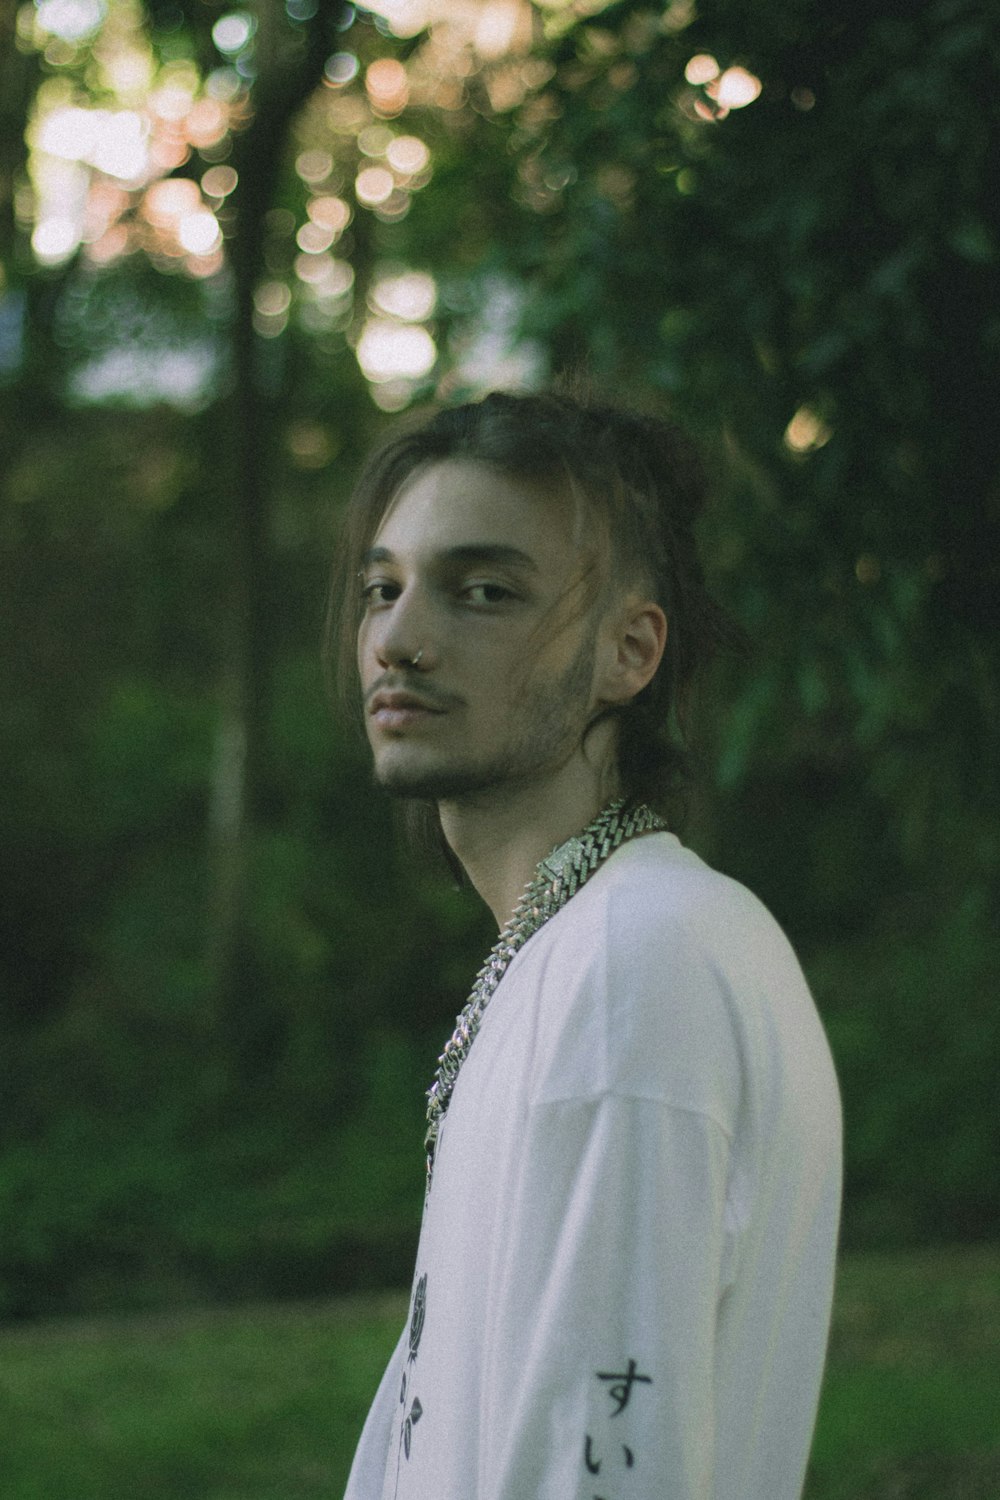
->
xmin=357 ymin=458 xmax=608 ymax=804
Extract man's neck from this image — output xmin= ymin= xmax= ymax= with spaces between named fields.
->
xmin=438 ymin=768 xmax=620 ymax=928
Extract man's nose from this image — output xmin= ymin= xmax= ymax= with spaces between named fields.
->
xmin=374 ymin=586 xmax=435 ymax=670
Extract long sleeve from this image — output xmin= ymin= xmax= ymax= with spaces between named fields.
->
xmin=343 ymin=1324 xmax=408 ymax=1500
xmin=478 ymin=1092 xmax=732 ymax=1500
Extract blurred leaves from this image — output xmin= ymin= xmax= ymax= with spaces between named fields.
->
xmin=0 ymin=0 xmax=997 ymax=1314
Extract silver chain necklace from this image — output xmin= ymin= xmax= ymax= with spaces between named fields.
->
xmin=424 ymin=798 xmax=666 ymax=1183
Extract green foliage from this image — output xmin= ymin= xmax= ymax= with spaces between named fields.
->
xmin=812 ymin=893 xmax=999 ymax=1245
xmin=426 ymin=0 xmax=1000 ymax=816
xmin=0 ymin=0 xmax=997 ymax=1316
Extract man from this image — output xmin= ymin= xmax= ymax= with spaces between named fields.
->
xmin=335 ymin=391 xmax=841 ymax=1500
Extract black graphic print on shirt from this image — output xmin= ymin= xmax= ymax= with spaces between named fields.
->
xmin=393 ymin=1272 xmax=427 ymax=1493
xmin=583 ymin=1358 xmax=653 ymax=1497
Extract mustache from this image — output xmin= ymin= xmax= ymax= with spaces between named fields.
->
xmin=363 ymin=673 xmax=456 ymax=712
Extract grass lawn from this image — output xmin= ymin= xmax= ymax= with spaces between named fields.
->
xmin=805 ymin=1244 xmax=1000 ymax=1499
xmin=1 ymin=1245 xmax=997 ymax=1498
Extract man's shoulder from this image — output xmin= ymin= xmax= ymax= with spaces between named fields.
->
xmin=511 ymin=833 xmax=827 ymax=1121
xmin=509 ymin=834 xmax=768 ymax=1116
xmin=534 ymin=831 xmax=813 ymax=1045
xmin=562 ymin=832 xmax=780 ymax=957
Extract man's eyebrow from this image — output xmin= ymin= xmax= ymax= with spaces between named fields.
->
xmin=361 ymin=543 xmax=539 ymax=572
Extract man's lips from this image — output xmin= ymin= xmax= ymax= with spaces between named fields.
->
xmin=368 ymin=688 xmax=449 ymax=730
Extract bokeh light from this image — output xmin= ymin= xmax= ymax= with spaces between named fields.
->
xmin=386 ymin=135 xmax=429 ymax=175
xmin=358 ymin=124 xmax=395 ymax=157
xmin=151 ymin=80 xmax=195 ymax=123
xmin=81 ymin=180 xmax=128 ymax=242
xmin=254 ymin=282 xmax=292 ymax=317
xmin=36 ymin=106 xmax=94 ymax=160
xmin=784 ymin=406 xmax=832 ymax=454
xmin=474 ymin=1 xmax=532 ymax=61
xmin=324 ymin=52 xmax=359 ymax=87
xmin=355 ymin=166 xmax=394 ymax=206
xmin=24 ymin=0 xmax=249 ymax=282
xmin=186 ymin=248 xmax=224 ymax=279
xmin=370 ymin=269 xmax=436 ymax=322
xmin=684 ymin=54 xmax=719 ymax=86
xmin=307 ymin=195 xmax=351 ymax=234
xmin=365 ymin=59 xmax=409 ymax=115
xmin=714 ymin=66 xmax=763 ymax=109
xmin=294 ymin=253 xmax=354 ymax=296
xmin=31 ymin=216 xmax=79 ymax=264
xmin=286 ymin=419 xmax=336 ymax=468
xmin=371 ymin=192 xmax=411 ymax=222
xmin=85 ymin=222 xmax=129 ymax=264
xmin=296 ymin=221 xmax=336 ymax=254
xmin=38 ymin=107 xmax=149 ymax=181
xmin=322 ymin=260 xmax=355 ymax=298
xmin=360 ymin=0 xmax=429 ymax=39
xmin=35 ymin=0 xmax=104 ymax=42
xmin=144 ymin=177 xmax=200 ymax=226
xmin=202 ymin=165 xmax=239 ymax=199
xmin=89 ymin=111 xmax=148 ymax=180
xmin=357 ymin=319 xmax=436 ymax=382
xmin=295 ymin=149 xmax=333 ymax=184
xmin=212 ymin=12 xmax=255 ymax=56
xmin=253 ymin=279 xmax=291 ymax=338
xmin=206 ymin=67 xmax=243 ymax=102
xmin=185 ymin=99 xmax=228 ymax=148
xmin=177 ymin=209 xmax=222 ymax=256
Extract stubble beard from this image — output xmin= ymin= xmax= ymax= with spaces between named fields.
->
xmin=373 ymin=634 xmax=599 ymax=805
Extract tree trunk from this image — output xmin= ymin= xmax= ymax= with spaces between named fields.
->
xmin=206 ymin=0 xmax=350 ymax=1045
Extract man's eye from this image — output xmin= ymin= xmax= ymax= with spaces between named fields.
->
xmin=360 ymin=580 xmax=399 ymax=606
xmin=463 ymin=583 xmax=514 ymax=606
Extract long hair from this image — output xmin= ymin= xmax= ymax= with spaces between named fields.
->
xmin=326 ymin=389 xmax=743 ymax=845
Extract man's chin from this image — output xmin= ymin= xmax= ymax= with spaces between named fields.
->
xmin=377 ymin=772 xmax=482 ymax=802
xmin=374 ymin=757 xmax=502 ymax=803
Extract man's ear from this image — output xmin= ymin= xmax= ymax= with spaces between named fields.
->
xmin=595 ymin=597 xmax=668 ymax=707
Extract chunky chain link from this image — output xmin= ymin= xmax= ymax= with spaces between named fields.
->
xmin=424 ymin=799 xmax=665 ymax=1183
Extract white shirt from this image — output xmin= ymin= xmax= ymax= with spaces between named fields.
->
xmin=344 ymin=833 xmax=842 ymax=1500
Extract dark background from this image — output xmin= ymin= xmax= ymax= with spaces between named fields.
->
xmin=1 ymin=0 xmax=997 ymax=1320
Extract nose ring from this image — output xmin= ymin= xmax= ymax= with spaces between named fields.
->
xmin=409 ymin=649 xmax=424 ymax=667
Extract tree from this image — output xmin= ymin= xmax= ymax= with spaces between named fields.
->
xmin=1 ymin=0 xmax=997 ymax=1316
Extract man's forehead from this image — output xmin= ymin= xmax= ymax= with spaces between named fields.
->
xmin=371 ymin=456 xmax=597 ymax=561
